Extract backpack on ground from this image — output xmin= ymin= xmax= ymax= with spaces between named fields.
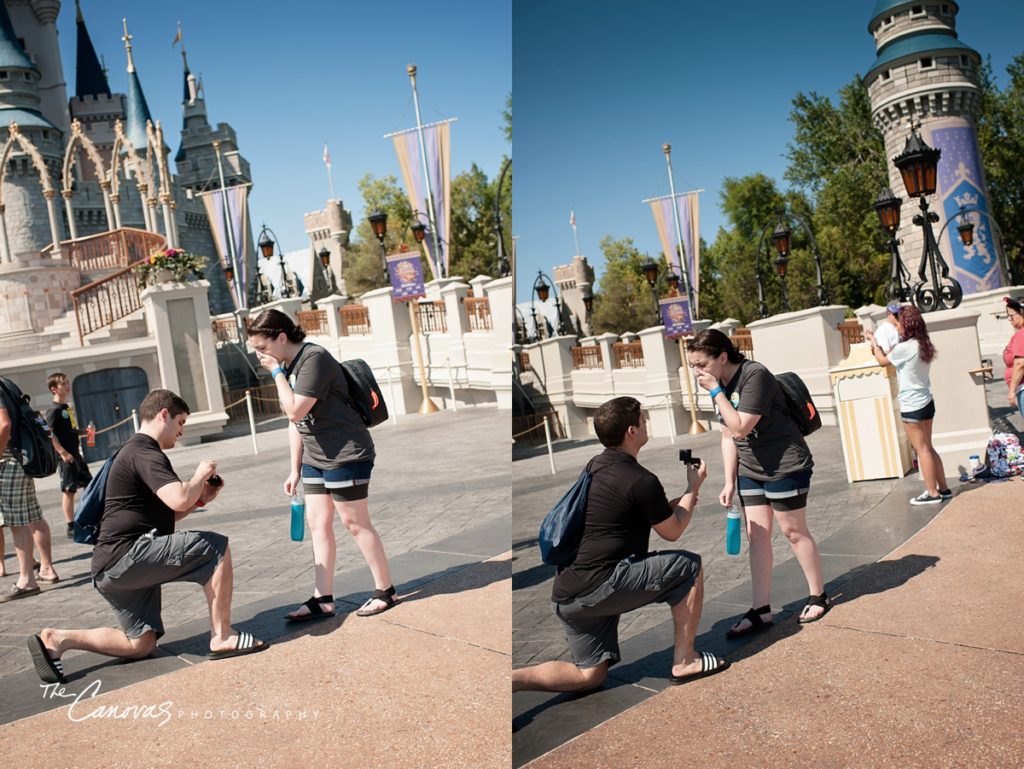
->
xmin=775 ymin=371 xmax=822 ymax=436
xmin=538 ymin=459 xmax=596 ymax=567
xmin=340 ymin=359 xmax=389 ymax=428
xmin=0 ymin=377 xmax=58 ymax=478
xmin=72 ymin=449 xmax=120 ymax=545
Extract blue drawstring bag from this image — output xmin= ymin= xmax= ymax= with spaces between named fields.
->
xmin=538 ymin=459 xmax=596 ymax=567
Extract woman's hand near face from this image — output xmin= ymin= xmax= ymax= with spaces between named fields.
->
xmin=256 ymin=350 xmax=282 ymax=371
xmin=695 ymin=370 xmax=718 ymax=391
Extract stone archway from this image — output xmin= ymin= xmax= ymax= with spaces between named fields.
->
xmin=61 ymin=119 xmax=116 ymax=239
xmin=0 ymin=121 xmax=65 ymax=263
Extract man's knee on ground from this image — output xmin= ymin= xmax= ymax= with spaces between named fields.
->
xmin=577 ymin=662 xmax=608 ymax=690
xmin=127 ymin=631 xmax=158 ymax=658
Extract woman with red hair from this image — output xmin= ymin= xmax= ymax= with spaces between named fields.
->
xmin=865 ymin=305 xmax=951 ymax=505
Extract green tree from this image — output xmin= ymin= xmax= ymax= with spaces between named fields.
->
xmin=784 ymin=77 xmax=891 ymax=307
xmin=344 ymin=174 xmax=418 ymax=296
xmin=977 ymin=54 xmax=1024 ymax=277
xmin=590 ymin=236 xmax=671 ymax=334
xmin=502 ymin=92 xmax=512 ymax=143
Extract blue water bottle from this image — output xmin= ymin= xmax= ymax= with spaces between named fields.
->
xmin=726 ymin=501 xmax=742 ymax=555
xmin=290 ymin=488 xmax=305 ymax=542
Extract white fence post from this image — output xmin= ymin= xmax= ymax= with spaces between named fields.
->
xmin=544 ymin=415 xmax=556 ymax=475
xmin=245 ymin=390 xmax=258 ymax=455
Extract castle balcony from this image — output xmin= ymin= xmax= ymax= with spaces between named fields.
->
xmin=42 ymin=227 xmax=167 ymax=275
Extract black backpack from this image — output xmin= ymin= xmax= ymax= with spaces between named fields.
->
xmin=775 ymin=372 xmax=822 ymax=436
xmin=340 ymin=359 xmax=389 ymax=428
xmin=73 ymin=449 xmax=120 ymax=545
xmin=538 ymin=461 xmax=594 ymax=567
xmin=0 ymin=377 xmax=58 ymax=478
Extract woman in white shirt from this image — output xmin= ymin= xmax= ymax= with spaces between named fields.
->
xmin=865 ymin=305 xmax=951 ymax=505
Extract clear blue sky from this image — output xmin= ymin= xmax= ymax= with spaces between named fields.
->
xmin=56 ymin=1 xmax=511 ymax=258
xmin=513 ymin=0 xmax=1024 ymax=303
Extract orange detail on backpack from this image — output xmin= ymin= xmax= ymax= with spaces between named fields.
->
xmin=370 ymin=391 xmax=379 ymax=409
xmin=807 ymin=401 xmax=817 ymax=420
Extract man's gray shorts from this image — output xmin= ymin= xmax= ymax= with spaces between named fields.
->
xmin=554 ymin=549 xmax=702 ymax=669
xmin=94 ymin=530 xmax=228 ymax=640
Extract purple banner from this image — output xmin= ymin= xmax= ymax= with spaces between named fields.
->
xmin=660 ymin=296 xmax=693 ymax=338
xmin=387 ymin=250 xmax=426 ymax=302
xmin=932 ymin=123 xmax=1005 ymax=293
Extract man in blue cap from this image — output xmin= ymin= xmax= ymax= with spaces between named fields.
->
xmin=875 ymin=302 xmax=902 ymax=355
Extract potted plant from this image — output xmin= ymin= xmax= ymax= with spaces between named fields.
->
xmin=134 ymin=247 xmax=205 ymax=288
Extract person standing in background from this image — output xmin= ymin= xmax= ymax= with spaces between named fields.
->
xmin=46 ymin=373 xmax=92 ymax=539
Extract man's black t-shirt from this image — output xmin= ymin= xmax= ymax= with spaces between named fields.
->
xmin=90 ymin=433 xmax=181 ymax=577
xmin=46 ymin=403 xmax=81 ymax=457
xmin=551 ymin=449 xmax=674 ymax=604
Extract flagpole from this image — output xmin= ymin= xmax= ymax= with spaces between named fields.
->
xmin=407 ymin=64 xmax=444 ymax=279
xmin=213 ymin=139 xmax=242 ymax=310
xmin=663 ymin=143 xmax=696 ymax=317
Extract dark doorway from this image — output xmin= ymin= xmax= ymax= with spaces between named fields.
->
xmin=73 ymin=367 xmax=149 ymax=462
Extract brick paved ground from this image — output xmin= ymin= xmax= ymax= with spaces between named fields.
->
xmin=0 ymin=407 xmax=509 ymax=678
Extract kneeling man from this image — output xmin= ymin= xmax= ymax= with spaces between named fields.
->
xmin=28 ymin=389 xmax=268 ymax=684
xmin=513 ymin=396 xmax=727 ymax=692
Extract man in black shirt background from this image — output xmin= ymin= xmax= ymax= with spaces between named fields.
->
xmin=45 ymin=372 xmax=92 ymax=538
xmin=513 ymin=396 xmax=728 ymax=693
xmin=27 ymin=389 xmax=268 ymax=685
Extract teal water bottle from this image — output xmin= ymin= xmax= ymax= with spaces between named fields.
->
xmin=726 ymin=502 xmax=742 ymax=555
xmin=290 ymin=488 xmax=305 ymax=542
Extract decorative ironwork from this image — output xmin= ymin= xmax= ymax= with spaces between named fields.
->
xmin=464 ymin=296 xmax=492 ymax=331
xmin=296 ymin=309 xmax=328 ymax=336
xmin=71 ymin=258 xmax=147 ymax=343
xmin=612 ymin=341 xmax=645 ymax=368
xmin=837 ymin=319 xmax=865 ymax=358
xmin=417 ymin=301 xmax=447 ymax=333
xmin=571 ymin=345 xmax=603 ymax=369
xmin=338 ymin=304 xmax=371 ymax=336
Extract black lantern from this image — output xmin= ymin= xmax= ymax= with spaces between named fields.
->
xmin=770 ymin=220 xmax=791 ymax=257
xmin=318 ymin=247 xmax=331 ymax=268
xmin=893 ymin=129 xmax=941 ymax=198
xmin=957 ymin=219 xmax=974 ymax=247
xmin=774 ymin=255 xmax=788 ymax=278
xmin=873 ymin=187 xmax=902 ymax=232
xmin=411 ymin=222 xmax=427 ymax=244
xmin=258 ymin=228 xmax=274 ymax=259
xmin=641 ymin=261 xmax=659 ymax=286
xmin=535 ymin=278 xmax=550 ymax=302
xmin=582 ymin=291 xmax=594 ymax=315
xmin=666 ymin=272 xmax=680 ymax=295
xmin=223 ymin=264 xmax=234 ymax=282
xmin=368 ymin=210 xmax=388 ymax=243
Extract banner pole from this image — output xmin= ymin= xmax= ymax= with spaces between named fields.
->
xmin=663 ymin=144 xmax=696 ymax=318
xmin=678 ymin=338 xmax=706 ymax=434
xmin=213 ymin=140 xmax=242 ymax=310
xmin=408 ymin=301 xmax=439 ymax=414
xmin=407 ymin=64 xmax=445 ymax=279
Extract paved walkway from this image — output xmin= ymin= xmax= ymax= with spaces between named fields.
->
xmin=0 ymin=407 xmax=511 ymax=769
xmin=518 ymin=478 xmax=1024 ymax=768
xmin=512 ymin=378 xmax=1024 ymax=766
xmin=0 ymin=408 xmax=508 ymax=679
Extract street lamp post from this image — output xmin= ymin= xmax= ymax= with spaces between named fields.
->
xmin=890 ymin=126 xmax=963 ymax=312
xmin=770 ymin=219 xmax=791 ymax=313
xmin=495 ymin=157 xmax=512 ymax=278
xmin=318 ymin=246 xmax=337 ymax=294
xmin=367 ymin=210 xmax=389 ymax=281
xmin=531 ymin=270 xmax=565 ymax=339
xmin=641 ymin=260 xmax=660 ymax=324
xmin=872 ymin=187 xmax=913 ymax=303
xmin=257 ymin=224 xmax=292 ymax=299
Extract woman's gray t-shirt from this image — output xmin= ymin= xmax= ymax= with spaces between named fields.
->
xmin=286 ymin=343 xmax=374 ymax=468
xmin=718 ymin=360 xmax=813 ymax=481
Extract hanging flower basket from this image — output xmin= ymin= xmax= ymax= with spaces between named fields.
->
xmin=134 ymin=247 xmax=205 ymax=288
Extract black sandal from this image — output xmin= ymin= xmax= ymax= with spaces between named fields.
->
xmin=798 ymin=591 xmax=832 ymax=624
xmin=284 ymin=594 xmax=335 ymax=623
xmin=726 ymin=604 xmax=774 ymax=638
xmin=356 ymin=585 xmax=398 ymax=617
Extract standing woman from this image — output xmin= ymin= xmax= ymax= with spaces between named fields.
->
xmin=865 ymin=305 xmax=950 ymax=505
xmin=248 ymin=309 xmax=397 ymax=620
xmin=1002 ymin=296 xmax=1024 ymax=420
xmin=686 ymin=329 xmax=829 ymax=635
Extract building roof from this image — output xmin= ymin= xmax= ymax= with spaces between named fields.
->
xmin=0 ymin=107 xmax=58 ymax=130
xmin=123 ymin=68 xmax=154 ymax=150
xmin=869 ymin=0 xmax=959 ymax=30
xmin=0 ymin=2 xmax=36 ymax=71
xmin=866 ymin=31 xmax=977 ymax=82
xmin=75 ymin=1 xmax=110 ymax=97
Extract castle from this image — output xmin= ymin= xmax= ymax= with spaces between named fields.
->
xmin=0 ymin=0 xmax=253 ymax=349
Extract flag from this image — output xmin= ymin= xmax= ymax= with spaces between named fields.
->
xmin=323 ymin=143 xmax=331 ymax=167
xmin=388 ymin=119 xmax=455 ymax=281
xmin=570 ymin=208 xmax=576 ymax=229
xmin=172 ymin=24 xmax=182 ymax=47
xmin=647 ymin=191 xmax=701 ymax=317
xmin=197 ymin=184 xmax=253 ymax=310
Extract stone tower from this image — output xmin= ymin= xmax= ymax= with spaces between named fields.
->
xmin=865 ymin=0 xmax=1006 ymax=295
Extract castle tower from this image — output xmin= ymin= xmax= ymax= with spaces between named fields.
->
xmin=303 ymin=199 xmax=352 ymax=297
xmin=865 ymin=0 xmax=1006 ymax=295
xmin=0 ymin=0 xmax=65 ymax=260
xmin=171 ymin=33 xmax=254 ymax=314
xmin=5 ymin=0 xmax=69 ymax=136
